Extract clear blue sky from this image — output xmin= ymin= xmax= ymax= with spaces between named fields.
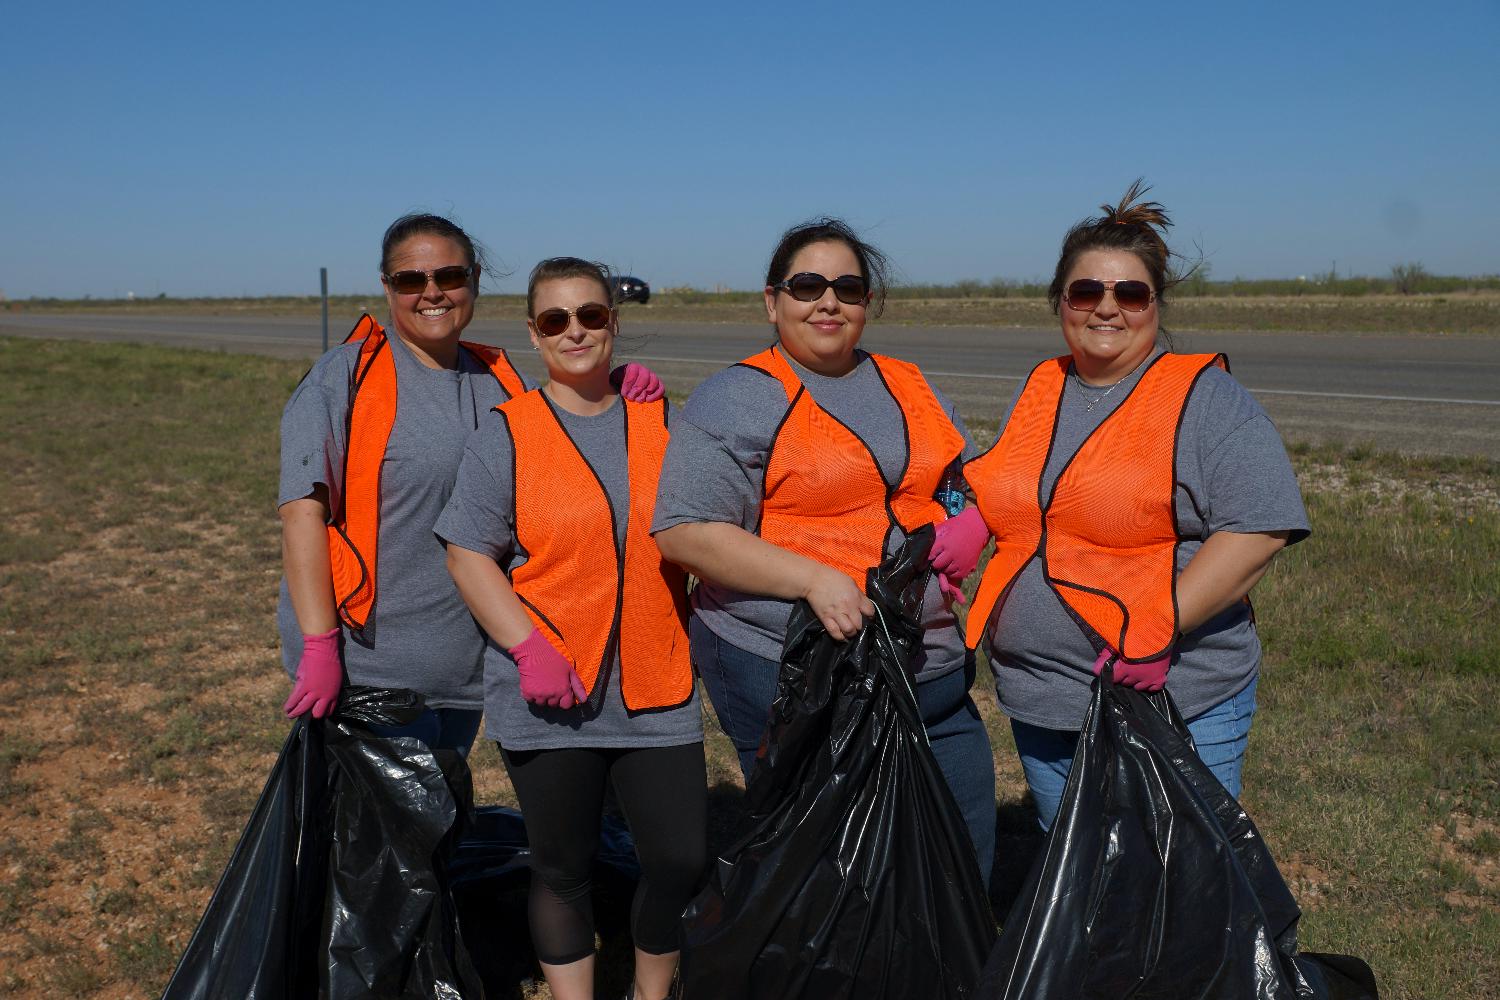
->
xmin=5 ymin=0 xmax=1497 ymax=298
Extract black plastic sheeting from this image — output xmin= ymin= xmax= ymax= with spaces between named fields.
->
xmin=160 ymin=687 xmax=483 ymax=1000
xmin=677 ymin=526 xmax=997 ymax=999
xmin=977 ymin=670 xmax=1379 ymax=1000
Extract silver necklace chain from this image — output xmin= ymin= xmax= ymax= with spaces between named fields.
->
xmin=1072 ymin=357 xmax=1147 ymax=412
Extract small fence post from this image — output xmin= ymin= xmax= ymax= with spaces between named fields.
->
xmin=320 ymin=267 xmax=329 ymax=353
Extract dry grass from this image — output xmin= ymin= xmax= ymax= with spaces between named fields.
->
xmin=0 ymin=337 xmax=1495 ymax=998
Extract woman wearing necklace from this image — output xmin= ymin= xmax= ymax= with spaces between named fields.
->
xmin=963 ymin=182 xmax=1310 ymax=831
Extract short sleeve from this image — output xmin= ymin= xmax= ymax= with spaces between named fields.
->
xmin=434 ymin=409 xmax=519 ymax=561
xmin=1183 ymin=368 xmax=1310 ymax=543
xmin=928 ymin=381 xmax=981 ymax=462
xmin=278 ymin=349 xmax=356 ymax=507
xmin=651 ymin=366 xmax=789 ymax=533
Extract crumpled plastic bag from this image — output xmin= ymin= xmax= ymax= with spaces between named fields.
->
xmin=676 ymin=526 xmax=996 ymax=999
xmin=160 ymin=686 xmax=484 ymax=1000
xmin=977 ymin=670 xmax=1378 ymax=1000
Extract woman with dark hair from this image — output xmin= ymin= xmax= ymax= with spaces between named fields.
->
xmin=963 ymin=182 xmax=1309 ymax=830
xmin=652 ymin=218 xmax=998 ymax=887
xmin=439 ymin=257 xmax=704 ymax=1000
xmin=278 ymin=215 xmax=663 ymax=754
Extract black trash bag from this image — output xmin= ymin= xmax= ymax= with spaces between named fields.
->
xmin=160 ymin=686 xmax=485 ymax=1000
xmin=677 ymin=526 xmax=997 ymax=1000
xmin=977 ymin=671 xmax=1378 ymax=1000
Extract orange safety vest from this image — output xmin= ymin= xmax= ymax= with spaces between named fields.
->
xmin=502 ymin=391 xmax=693 ymax=711
xmin=963 ymin=352 xmax=1228 ymax=662
xmin=328 ymin=314 xmax=529 ymax=632
xmin=742 ymin=344 xmax=965 ymax=591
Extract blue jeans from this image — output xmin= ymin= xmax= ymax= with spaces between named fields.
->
xmin=1010 ymin=676 xmax=1259 ymax=832
xmin=692 ymin=617 xmax=996 ymax=887
xmin=364 ymin=706 xmax=484 ymax=758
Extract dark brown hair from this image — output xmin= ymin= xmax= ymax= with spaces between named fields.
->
xmin=1046 ymin=179 xmax=1179 ymax=315
xmin=525 ymin=257 xmax=614 ymax=317
xmin=764 ymin=217 xmax=891 ymax=318
xmin=379 ymin=213 xmax=490 ymax=285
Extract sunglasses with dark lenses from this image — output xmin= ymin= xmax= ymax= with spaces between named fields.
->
xmin=383 ymin=265 xmax=475 ymax=295
xmin=532 ymin=302 xmax=613 ymax=337
xmin=1064 ymin=278 xmax=1156 ymax=313
xmin=773 ymin=272 xmax=870 ymax=305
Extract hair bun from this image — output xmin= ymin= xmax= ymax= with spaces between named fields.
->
xmin=1101 ymin=178 xmax=1172 ymax=234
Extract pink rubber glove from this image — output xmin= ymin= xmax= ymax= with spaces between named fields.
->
xmin=937 ymin=572 xmax=967 ymax=607
xmin=613 ymin=363 xmax=665 ymax=403
xmin=930 ymin=506 xmax=987 ymax=582
xmin=1092 ymin=646 xmax=1172 ymax=693
xmin=283 ymin=627 xmax=343 ymax=719
xmin=509 ymin=628 xmax=588 ymax=709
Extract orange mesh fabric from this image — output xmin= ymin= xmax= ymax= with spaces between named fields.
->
xmin=618 ymin=398 xmax=694 ymax=709
xmin=505 ymin=392 xmax=692 ymax=710
xmin=328 ymin=315 xmax=394 ymax=631
xmin=1047 ymin=354 xmax=1225 ymax=660
xmin=963 ymin=353 xmax=1226 ymax=660
xmin=962 ymin=357 xmax=1069 ymax=648
xmin=747 ymin=346 xmax=962 ymax=592
xmin=461 ymin=340 xmax=528 ymax=399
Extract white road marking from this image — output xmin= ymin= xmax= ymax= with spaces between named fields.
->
xmin=632 ymin=357 xmax=1500 ymax=406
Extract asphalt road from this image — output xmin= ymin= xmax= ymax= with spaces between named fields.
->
xmin=4 ymin=311 xmax=1497 ymax=459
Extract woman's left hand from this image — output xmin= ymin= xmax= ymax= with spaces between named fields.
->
xmin=1093 ymin=647 xmax=1171 ymax=692
xmin=930 ymin=507 xmax=988 ymax=582
xmin=613 ymin=363 xmax=665 ymax=403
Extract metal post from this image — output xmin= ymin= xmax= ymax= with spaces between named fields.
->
xmin=320 ymin=267 xmax=329 ymax=353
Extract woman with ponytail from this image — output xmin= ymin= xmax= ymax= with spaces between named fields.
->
xmin=963 ymin=182 xmax=1310 ymax=830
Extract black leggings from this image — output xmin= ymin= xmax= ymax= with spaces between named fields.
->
xmin=501 ymin=742 xmax=707 ymax=964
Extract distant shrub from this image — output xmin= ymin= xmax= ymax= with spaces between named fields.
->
xmin=1391 ymin=261 xmax=1430 ymax=295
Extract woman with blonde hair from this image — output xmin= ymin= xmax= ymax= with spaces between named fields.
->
xmin=439 ymin=257 xmax=704 ymax=1000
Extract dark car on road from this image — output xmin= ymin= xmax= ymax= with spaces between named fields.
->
xmin=611 ymin=276 xmax=650 ymax=304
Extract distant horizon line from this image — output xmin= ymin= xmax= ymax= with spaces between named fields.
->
xmin=9 ymin=270 xmax=1500 ymax=303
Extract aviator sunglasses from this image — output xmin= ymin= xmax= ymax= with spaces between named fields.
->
xmin=1063 ymin=278 xmax=1156 ymax=313
xmin=772 ymin=272 xmax=870 ymax=305
xmin=532 ymin=302 xmax=613 ymax=337
xmin=383 ymin=265 xmax=475 ymax=295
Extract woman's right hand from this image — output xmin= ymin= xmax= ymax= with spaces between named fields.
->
xmin=508 ymin=628 xmax=588 ymax=709
xmin=283 ymin=628 xmax=343 ymax=719
xmin=804 ymin=566 xmax=875 ymax=641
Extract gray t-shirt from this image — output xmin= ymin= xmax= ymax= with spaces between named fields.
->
xmin=981 ymin=350 xmax=1310 ymax=728
xmin=435 ymin=396 xmax=703 ymax=751
xmin=277 ymin=332 xmax=532 ymax=709
xmin=651 ymin=349 xmax=979 ymax=680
